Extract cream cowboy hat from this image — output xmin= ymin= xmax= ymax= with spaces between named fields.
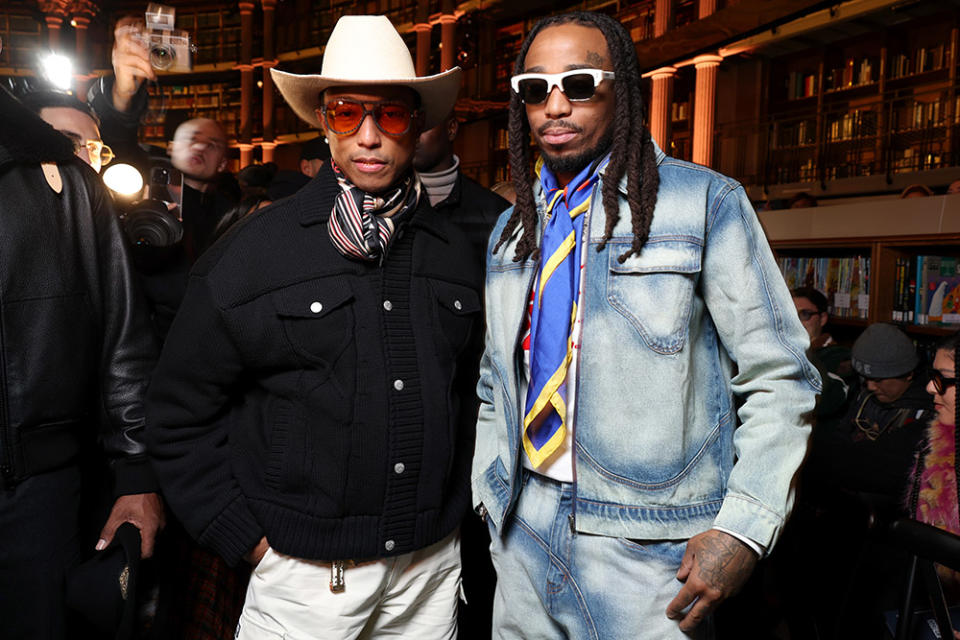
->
xmin=271 ymin=15 xmax=462 ymax=132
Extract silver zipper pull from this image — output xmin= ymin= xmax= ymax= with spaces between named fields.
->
xmin=330 ymin=559 xmax=345 ymax=593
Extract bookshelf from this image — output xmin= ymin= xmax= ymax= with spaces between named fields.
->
xmin=760 ymin=194 xmax=960 ymax=336
xmin=143 ymin=82 xmax=244 ymax=143
xmin=763 ymin=16 xmax=959 ymax=190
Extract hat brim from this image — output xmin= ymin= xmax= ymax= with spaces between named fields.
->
xmin=271 ymin=68 xmax=462 ymax=132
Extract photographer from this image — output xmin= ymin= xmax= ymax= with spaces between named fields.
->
xmin=88 ymin=16 xmax=239 ymax=340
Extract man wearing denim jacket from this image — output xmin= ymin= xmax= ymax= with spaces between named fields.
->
xmin=471 ymin=12 xmax=820 ymax=639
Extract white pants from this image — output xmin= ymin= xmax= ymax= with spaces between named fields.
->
xmin=236 ymin=530 xmax=461 ymax=640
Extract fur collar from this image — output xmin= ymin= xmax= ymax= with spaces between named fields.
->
xmin=915 ymin=420 xmax=959 ymax=534
xmin=0 ymin=87 xmax=76 ymax=166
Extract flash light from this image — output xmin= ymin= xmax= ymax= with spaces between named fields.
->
xmin=40 ymin=52 xmax=73 ymax=91
xmin=103 ymin=163 xmax=144 ymax=196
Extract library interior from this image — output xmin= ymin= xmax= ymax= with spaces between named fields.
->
xmin=4 ymin=0 xmax=960 ymax=637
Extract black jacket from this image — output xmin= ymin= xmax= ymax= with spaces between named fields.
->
xmin=0 ymin=88 xmax=158 ymax=493
xmin=432 ymin=172 xmax=509 ymax=265
xmin=146 ymin=164 xmax=483 ymax=566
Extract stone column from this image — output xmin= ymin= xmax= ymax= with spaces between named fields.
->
xmin=239 ymin=1 xmax=255 ymax=167
xmin=439 ymin=15 xmax=457 ymax=72
xmin=654 ymin=0 xmax=673 ymax=37
xmin=261 ymin=0 xmax=278 ymax=156
xmin=692 ymin=54 xmax=722 ymax=167
xmin=261 ymin=141 xmax=277 ymax=164
xmin=649 ymin=66 xmax=676 ymax=150
xmin=238 ymin=142 xmax=255 ymax=168
xmin=698 ymin=0 xmax=716 ymax=19
xmin=414 ymin=23 xmax=432 ymax=77
xmin=45 ymin=14 xmax=63 ymax=50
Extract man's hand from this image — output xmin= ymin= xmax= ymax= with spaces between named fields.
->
xmin=244 ymin=537 xmax=270 ymax=566
xmin=111 ymin=17 xmax=156 ymax=113
xmin=665 ymin=529 xmax=758 ymax=633
xmin=97 ymin=492 xmax=166 ymax=558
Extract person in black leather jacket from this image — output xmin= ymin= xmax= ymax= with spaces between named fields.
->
xmin=0 ymin=86 xmax=163 ymax=639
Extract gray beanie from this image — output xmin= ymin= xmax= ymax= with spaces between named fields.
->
xmin=850 ymin=323 xmax=918 ymax=378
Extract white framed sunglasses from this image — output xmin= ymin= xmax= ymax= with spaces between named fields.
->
xmin=510 ymin=68 xmax=615 ymax=104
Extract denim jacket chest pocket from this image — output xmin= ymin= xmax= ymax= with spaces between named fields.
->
xmin=603 ymin=239 xmax=702 ymax=355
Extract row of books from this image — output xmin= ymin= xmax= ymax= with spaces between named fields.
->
xmin=892 ymin=256 xmax=960 ymax=325
xmin=825 ymin=109 xmax=877 ymax=142
xmin=786 ymin=72 xmax=817 ymax=100
xmin=889 ymin=45 xmax=947 ymax=79
xmin=777 ymin=256 xmax=870 ymax=319
xmin=825 ymin=57 xmax=875 ymax=92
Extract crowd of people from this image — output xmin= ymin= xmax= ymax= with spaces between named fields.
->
xmin=1 ymin=8 xmax=959 ymax=640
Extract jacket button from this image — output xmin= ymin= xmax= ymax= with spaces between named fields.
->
xmin=453 ymin=300 xmax=462 ymax=310
xmin=383 ymin=300 xmax=393 ymax=311
xmin=310 ymin=301 xmax=323 ymax=313
xmin=394 ymin=462 xmax=405 ymax=474
xmin=393 ymin=379 xmax=404 ymax=391
xmin=384 ymin=540 xmax=395 ymax=551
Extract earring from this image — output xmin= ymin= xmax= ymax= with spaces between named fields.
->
xmin=323 ymin=137 xmax=329 ymax=144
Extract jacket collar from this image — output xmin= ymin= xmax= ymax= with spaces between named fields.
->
xmin=0 ymin=87 xmax=77 ymax=169
xmin=597 ymin=138 xmax=666 ymax=197
xmin=297 ymin=162 xmax=448 ymax=242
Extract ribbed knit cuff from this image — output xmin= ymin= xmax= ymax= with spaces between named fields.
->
xmin=199 ymin=494 xmax=265 ymax=567
xmin=113 ymin=455 xmax=160 ymax=496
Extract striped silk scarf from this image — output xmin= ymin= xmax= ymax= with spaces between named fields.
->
xmin=328 ymin=161 xmax=420 ymax=261
xmin=522 ymin=156 xmax=606 ymax=468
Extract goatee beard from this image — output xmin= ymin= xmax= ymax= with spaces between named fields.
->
xmin=541 ymin=128 xmax=614 ymax=177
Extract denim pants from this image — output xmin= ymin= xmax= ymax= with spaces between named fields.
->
xmin=489 ymin=470 xmax=714 ymax=640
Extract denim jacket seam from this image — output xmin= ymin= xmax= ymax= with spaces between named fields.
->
xmin=575 ymin=422 xmax=721 ymax=490
xmin=576 ymin=497 xmax=724 ymax=511
xmin=722 ymin=492 xmax=786 ymax=523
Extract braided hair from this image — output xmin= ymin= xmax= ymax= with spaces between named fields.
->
xmin=909 ymin=331 xmax=960 ymax=526
xmin=492 ymin=11 xmax=660 ymax=263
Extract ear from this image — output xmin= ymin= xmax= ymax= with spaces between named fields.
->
xmin=216 ymin=155 xmax=229 ymax=173
xmin=817 ymin=312 xmax=828 ymax=329
xmin=446 ymin=117 xmax=458 ymax=143
xmin=166 ymin=140 xmax=173 ymax=157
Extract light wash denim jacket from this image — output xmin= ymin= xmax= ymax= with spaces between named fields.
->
xmin=472 ymin=145 xmax=821 ymax=552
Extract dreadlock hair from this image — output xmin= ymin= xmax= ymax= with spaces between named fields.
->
xmin=492 ymin=11 xmax=660 ymax=263
xmin=908 ymin=331 xmax=960 ymax=525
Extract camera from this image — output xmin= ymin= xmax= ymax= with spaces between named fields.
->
xmin=136 ymin=3 xmax=193 ymax=73
xmin=123 ymin=163 xmax=184 ymax=252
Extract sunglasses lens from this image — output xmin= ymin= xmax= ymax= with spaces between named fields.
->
xmin=326 ymin=101 xmax=364 ymax=133
xmin=518 ymin=79 xmax=549 ymax=104
xmin=375 ymin=104 xmax=412 ymax=135
xmin=561 ymin=73 xmax=598 ymax=100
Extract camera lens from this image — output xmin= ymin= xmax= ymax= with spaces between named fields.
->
xmin=149 ymin=44 xmax=176 ymax=70
xmin=124 ymin=200 xmax=183 ymax=248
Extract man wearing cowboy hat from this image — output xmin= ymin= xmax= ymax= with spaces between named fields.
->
xmin=146 ymin=15 xmax=479 ymax=639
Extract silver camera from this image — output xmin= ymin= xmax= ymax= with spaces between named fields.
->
xmin=138 ymin=3 xmax=193 ymax=72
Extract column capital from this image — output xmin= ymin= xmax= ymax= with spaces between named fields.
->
xmin=438 ymin=14 xmax=458 ymax=25
xmin=260 ymin=59 xmax=278 ymax=69
xmin=413 ymin=22 xmax=433 ymax=33
xmin=238 ymin=143 xmax=256 ymax=151
xmin=260 ymin=0 xmax=277 ymax=8
xmin=238 ymin=2 xmax=256 ymax=14
xmin=260 ymin=141 xmax=278 ymax=150
xmin=650 ymin=66 xmax=677 ymax=79
xmin=693 ymin=54 xmax=723 ymax=69
xmin=235 ymin=63 xmax=256 ymax=72
xmin=44 ymin=14 xmax=64 ymax=27
xmin=71 ymin=15 xmax=91 ymax=28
